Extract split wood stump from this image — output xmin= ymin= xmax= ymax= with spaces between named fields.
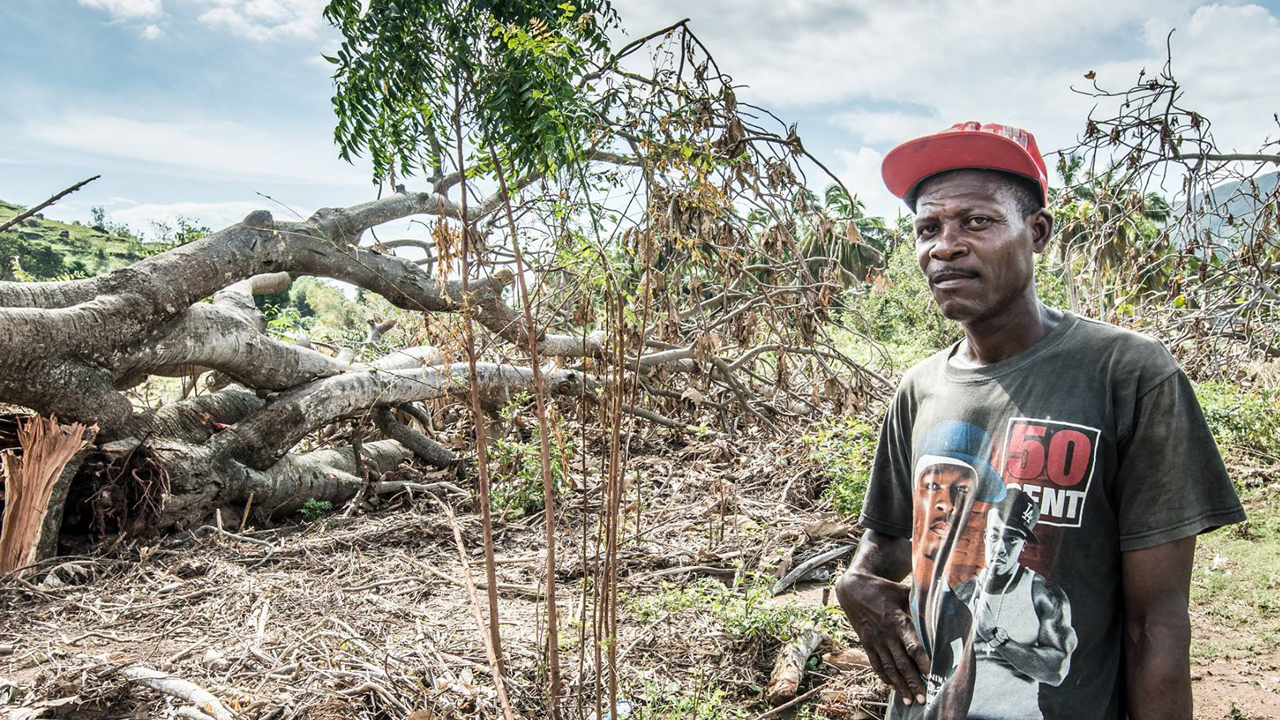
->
xmin=0 ymin=415 xmax=97 ymax=573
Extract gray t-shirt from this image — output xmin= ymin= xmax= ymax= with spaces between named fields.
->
xmin=860 ymin=311 xmax=1245 ymax=720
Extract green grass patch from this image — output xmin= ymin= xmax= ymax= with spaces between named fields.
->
xmin=803 ymin=417 xmax=877 ymax=519
xmin=0 ymin=199 xmax=160 ymax=279
xmin=1190 ymin=486 xmax=1280 ymax=661
xmin=490 ymin=412 xmax=574 ymax=520
xmin=298 ymin=498 xmax=335 ymax=521
xmin=624 ymin=576 xmax=851 ymax=715
xmin=626 ymin=679 xmax=748 ymax=719
xmin=630 ymin=575 xmax=850 ymax=645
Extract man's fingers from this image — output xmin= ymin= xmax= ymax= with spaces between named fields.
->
xmin=885 ymin=638 xmax=928 ymax=705
xmin=899 ymin=627 xmax=931 ymax=676
xmin=864 ymin=643 xmax=912 ymax=703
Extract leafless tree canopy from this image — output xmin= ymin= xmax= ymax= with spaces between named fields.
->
xmin=1059 ymin=41 xmax=1280 ymax=375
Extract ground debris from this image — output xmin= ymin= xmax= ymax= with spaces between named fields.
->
xmin=0 ymin=428 xmax=888 ymax=718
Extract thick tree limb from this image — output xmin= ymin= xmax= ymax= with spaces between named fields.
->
xmin=131 ymin=388 xmax=265 ymax=445
xmin=234 ymin=439 xmax=411 ymax=516
xmin=309 ymin=191 xmax=461 ymax=245
xmin=372 ymin=406 xmax=453 ymax=467
xmin=371 ymin=346 xmax=445 ymax=371
xmin=121 ymin=302 xmax=348 ymax=393
xmin=208 ymin=363 xmax=588 ymax=469
xmin=111 ymin=663 xmax=236 ymax=720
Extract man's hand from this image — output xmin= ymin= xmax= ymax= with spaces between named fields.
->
xmin=835 ymin=530 xmax=930 ymax=706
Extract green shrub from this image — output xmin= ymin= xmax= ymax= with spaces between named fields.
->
xmin=804 ymin=417 xmax=877 ymax=519
xmin=852 ymin=243 xmax=959 ymax=366
xmin=298 ymin=498 xmax=334 ymax=521
xmin=1195 ymin=381 xmax=1280 ymax=465
xmin=491 ymin=419 xmax=573 ymax=520
xmin=837 ymin=242 xmax=1071 ymax=374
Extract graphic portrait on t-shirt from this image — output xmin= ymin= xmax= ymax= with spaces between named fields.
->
xmin=954 ymin=490 xmax=1079 ymax=720
xmin=907 ymin=418 xmax=1094 ymax=718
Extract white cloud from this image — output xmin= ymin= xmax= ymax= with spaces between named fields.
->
xmin=141 ymin=23 xmax=164 ymax=39
xmin=24 ymin=113 xmax=366 ymax=186
xmin=196 ymin=0 xmax=328 ymax=41
xmin=78 ymin=0 xmax=163 ymax=21
xmin=829 ymin=111 xmax=946 ymax=147
xmin=611 ymin=0 xmax=1280 ymax=216
xmin=832 ymin=146 xmax=904 ymax=221
xmin=614 ymin=0 xmax=1195 ymax=108
xmin=109 ymin=200 xmax=294 ymax=236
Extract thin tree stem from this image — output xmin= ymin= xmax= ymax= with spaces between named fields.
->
xmin=452 ymin=91 xmax=511 ymax=717
xmin=488 ymin=142 xmax=562 ymax=718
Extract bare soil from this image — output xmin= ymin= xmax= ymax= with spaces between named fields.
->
xmin=1 ymin=430 xmax=1275 ymax=719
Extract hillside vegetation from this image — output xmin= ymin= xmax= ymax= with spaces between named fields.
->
xmin=0 ymin=199 xmax=155 ymax=280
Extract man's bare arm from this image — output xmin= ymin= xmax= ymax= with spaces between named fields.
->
xmin=835 ymin=530 xmax=930 ymax=706
xmin=1123 ymin=536 xmax=1196 ymax=720
xmin=986 ymin=575 xmax=1077 ymax=685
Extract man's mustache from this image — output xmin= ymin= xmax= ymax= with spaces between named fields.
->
xmin=928 ymin=265 xmax=979 ymax=282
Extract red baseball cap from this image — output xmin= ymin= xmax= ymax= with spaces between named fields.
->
xmin=881 ymin=121 xmax=1049 ymax=211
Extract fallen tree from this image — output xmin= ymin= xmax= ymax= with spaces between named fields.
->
xmin=0 ymin=15 xmax=887 ymax=547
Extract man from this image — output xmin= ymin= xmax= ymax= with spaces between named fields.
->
xmin=834 ymin=121 xmax=1245 ymax=720
xmin=954 ymin=490 xmax=1078 ymax=719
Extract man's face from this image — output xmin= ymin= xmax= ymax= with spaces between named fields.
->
xmin=912 ymin=171 xmax=1050 ymax=325
xmin=917 ymin=464 xmax=976 ymax=560
xmin=983 ymin=516 xmax=1027 ymax=576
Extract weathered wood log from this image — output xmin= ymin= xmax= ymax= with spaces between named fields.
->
xmin=112 ymin=663 xmax=236 ymax=720
xmin=764 ymin=627 xmax=824 ymax=706
xmin=0 ymin=415 xmax=97 ymax=573
xmin=822 ymin=647 xmax=872 ymax=671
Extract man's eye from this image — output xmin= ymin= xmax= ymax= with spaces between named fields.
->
xmin=965 ymin=217 xmax=989 ymax=228
xmin=925 ymin=481 xmax=941 ymax=491
xmin=916 ymin=224 xmax=937 ymax=237
xmin=956 ymin=485 xmax=970 ymax=494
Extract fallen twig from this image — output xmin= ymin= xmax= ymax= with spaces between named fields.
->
xmin=751 ymin=681 xmax=829 ymax=720
xmin=192 ymin=525 xmax=274 ymax=549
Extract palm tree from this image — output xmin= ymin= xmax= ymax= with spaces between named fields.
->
xmin=795 ymin=184 xmax=893 ymax=285
xmin=1053 ymin=156 xmax=1172 ymax=314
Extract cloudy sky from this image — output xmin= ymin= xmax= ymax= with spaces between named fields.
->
xmin=3 ymin=0 xmax=1279 ymax=234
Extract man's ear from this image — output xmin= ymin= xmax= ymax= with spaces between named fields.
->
xmin=1029 ymin=208 xmax=1054 ymax=253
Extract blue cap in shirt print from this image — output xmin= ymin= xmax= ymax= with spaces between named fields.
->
xmin=914 ymin=419 xmax=1007 ymax=503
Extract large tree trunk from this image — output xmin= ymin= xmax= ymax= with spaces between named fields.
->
xmin=0 ymin=196 xmax=597 ymax=537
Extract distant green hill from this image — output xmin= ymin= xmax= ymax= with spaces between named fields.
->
xmin=0 ymin=199 xmax=155 ymax=280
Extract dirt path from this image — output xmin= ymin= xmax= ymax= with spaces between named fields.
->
xmin=1193 ymin=643 xmax=1280 ymax=720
